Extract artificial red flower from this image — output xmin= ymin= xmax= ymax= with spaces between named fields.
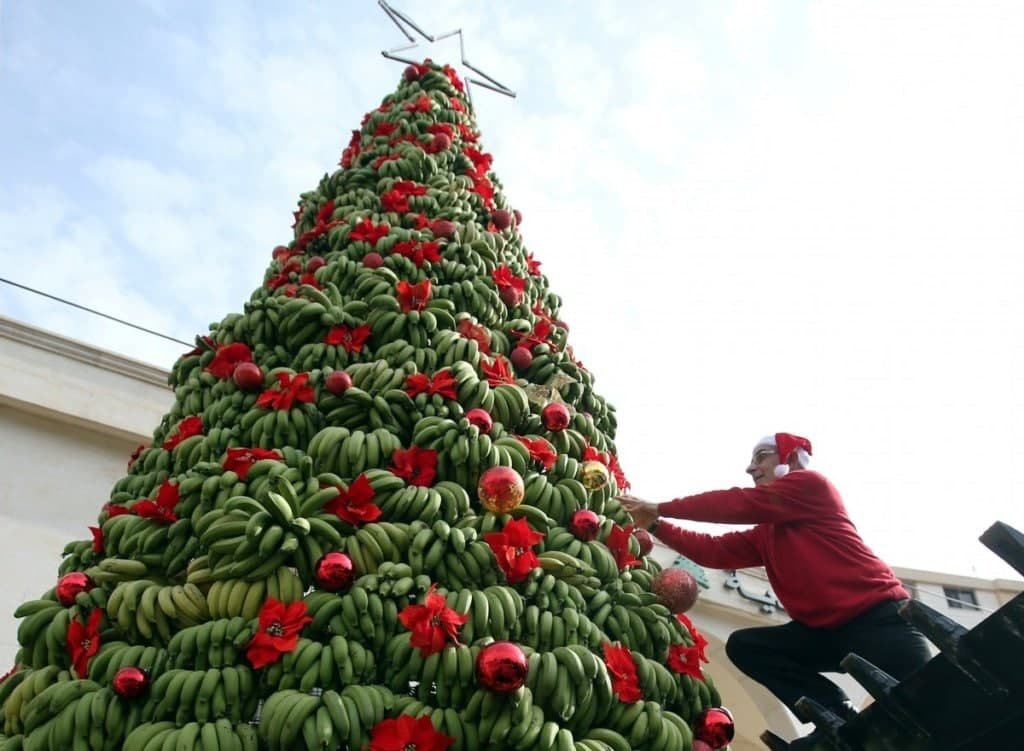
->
xmin=483 ymin=517 xmax=544 ymax=584
xmin=457 ymin=319 xmax=492 ymax=354
xmin=267 ymin=260 xmax=302 ymax=290
xmin=349 ymin=218 xmax=390 ymax=246
xmin=603 ymin=642 xmax=643 ymax=703
xmin=605 ymin=523 xmax=640 ymax=571
xmin=127 ymin=443 xmax=146 ymax=470
xmin=677 ymin=614 xmax=710 ymax=663
xmin=205 ymin=342 xmax=253 ymax=379
xmin=473 ymin=176 xmax=495 ymax=207
xmin=246 ymin=598 xmax=312 ymax=669
xmin=405 ymin=95 xmax=433 ymax=113
xmin=463 ymin=147 xmax=493 ymax=177
xmin=103 ymin=502 xmax=130 ymax=518
xmin=374 ymin=122 xmax=399 ymax=137
xmin=162 ymin=416 xmax=203 ymax=451
xmin=272 ymin=245 xmax=302 ymax=263
xmin=667 ymin=643 xmax=705 ymax=680
xmin=89 ymin=526 xmax=103 ymax=554
xmin=525 ymin=253 xmax=542 ymax=276
xmin=377 ymin=102 xmax=392 ymax=113
xmin=279 ymin=272 xmax=322 ymax=298
xmin=492 ymin=265 xmax=526 ymax=296
xmin=392 ymin=239 xmax=441 ymax=267
xmin=426 ymin=123 xmax=454 ymax=139
xmin=256 ymin=372 xmax=315 ymax=411
xmin=513 ymin=319 xmax=553 ymax=350
xmin=132 ymin=480 xmax=179 ymax=523
xmin=292 ymin=200 xmax=342 ymax=254
xmin=183 ymin=335 xmax=215 ymax=358
xmin=368 ymin=714 xmax=454 ymax=751
xmin=391 ymin=446 xmax=438 ymax=487
xmin=450 ymin=98 xmax=465 ymax=113
xmin=457 ymin=123 xmax=478 ymax=143
xmin=516 ymin=436 xmax=557 ymax=471
xmin=291 ymin=207 xmax=303 ymax=229
xmin=324 ymin=474 xmax=382 ymax=526
xmin=380 ymin=189 xmax=411 ymax=214
xmin=443 ymin=65 xmax=465 ymax=93
xmin=396 ymin=280 xmax=432 ymax=312
xmin=409 ymin=213 xmax=430 ymax=230
xmin=480 ymin=355 xmax=516 ymax=386
xmin=223 ymin=447 xmax=282 ymax=480
xmin=325 ymin=324 xmax=373 ymax=354
xmin=67 ymin=608 xmax=103 ymax=678
xmin=404 ymin=369 xmax=458 ymax=400
xmin=394 ymin=180 xmax=428 ymax=197
xmin=340 ymin=130 xmax=361 ymax=168
xmin=398 ymin=584 xmax=468 ymax=656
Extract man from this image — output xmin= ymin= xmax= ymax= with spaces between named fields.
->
xmin=620 ymin=432 xmax=931 ymax=750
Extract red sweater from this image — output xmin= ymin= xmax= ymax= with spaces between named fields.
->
xmin=654 ymin=470 xmax=909 ymax=628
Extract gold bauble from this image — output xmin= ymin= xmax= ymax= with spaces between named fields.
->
xmin=478 ymin=466 xmax=526 ymax=513
xmin=580 ymin=460 xmax=610 ymax=491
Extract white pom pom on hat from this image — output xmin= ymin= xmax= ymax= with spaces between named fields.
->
xmin=755 ymin=433 xmax=813 ymax=478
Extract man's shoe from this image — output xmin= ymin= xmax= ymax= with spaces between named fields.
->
xmin=788 ymin=730 xmax=825 ymax=751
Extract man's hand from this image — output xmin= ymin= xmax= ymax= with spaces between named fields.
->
xmin=617 ymin=494 xmax=659 ymax=529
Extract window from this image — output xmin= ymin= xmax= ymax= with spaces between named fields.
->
xmin=943 ymin=586 xmax=979 ymax=610
xmin=904 ymin=581 xmax=919 ymax=601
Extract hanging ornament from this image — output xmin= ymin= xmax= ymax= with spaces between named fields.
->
xmin=694 ymin=707 xmax=735 ymax=750
xmin=580 ymin=460 xmax=610 ymax=491
xmin=112 ymin=667 xmax=149 ymax=699
xmin=509 ymin=346 xmax=533 ymax=371
xmin=325 ymin=370 xmax=353 ymax=395
xmin=541 ymin=402 xmax=571 ymax=432
xmin=477 ymin=467 xmax=525 ymax=513
xmin=362 ymin=251 xmax=384 ymax=269
xmin=56 ymin=572 xmax=94 ymax=606
xmin=315 ymin=552 xmax=356 ymax=592
xmin=651 ymin=568 xmax=699 ymax=614
xmin=692 ymin=742 xmax=713 ymax=751
xmin=232 ymin=362 xmax=264 ymax=392
xmin=476 ymin=641 xmax=528 ymax=693
xmin=568 ymin=509 xmax=601 ymax=541
xmin=465 ymin=408 xmax=493 ymax=434
xmin=491 ymin=209 xmax=513 ymax=230
xmin=635 ymin=528 xmax=655 ymax=557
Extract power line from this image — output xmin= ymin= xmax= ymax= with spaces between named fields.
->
xmin=0 ymin=276 xmax=193 ymax=348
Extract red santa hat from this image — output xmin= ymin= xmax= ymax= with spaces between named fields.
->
xmin=756 ymin=432 xmax=813 ymax=478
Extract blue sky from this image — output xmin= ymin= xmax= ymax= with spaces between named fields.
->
xmin=2 ymin=1 xmax=1023 ymax=583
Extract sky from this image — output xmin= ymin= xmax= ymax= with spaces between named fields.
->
xmin=1 ymin=1 xmax=1022 ymax=584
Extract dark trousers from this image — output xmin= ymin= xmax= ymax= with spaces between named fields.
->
xmin=725 ymin=599 xmax=932 ymax=715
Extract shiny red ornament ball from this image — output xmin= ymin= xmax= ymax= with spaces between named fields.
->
xmin=491 ymin=209 xmax=513 ymax=231
xmin=541 ymin=402 xmax=571 ymax=431
xmin=692 ymin=742 xmax=713 ymax=751
xmin=325 ymin=371 xmax=353 ymax=396
xmin=56 ymin=572 xmax=94 ymax=606
xmin=569 ymin=509 xmax=601 ymax=541
xmin=430 ymin=220 xmax=457 ymax=240
xmin=651 ymin=568 xmax=699 ymax=614
xmin=478 ymin=466 xmax=525 ymax=513
xmin=432 ymin=133 xmax=452 ymax=152
xmin=232 ymin=362 xmax=264 ymax=392
xmin=362 ymin=252 xmax=384 ymax=269
xmin=499 ymin=285 xmax=523 ymax=307
xmin=112 ymin=667 xmax=149 ymax=699
xmin=694 ymin=707 xmax=735 ymax=750
xmin=477 ymin=641 xmax=528 ymax=693
xmin=404 ymin=65 xmax=422 ymax=81
xmin=315 ymin=552 xmax=356 ymax=592
xmin=635 ymin=528 xmax=655 ymax=557
xmin=465 ymin=408 xmax=493 ymax=434
xmin=509 ymin=346 xmax=533 ymax=371
xmin=513 ymin=209 xmax=522 ymax=225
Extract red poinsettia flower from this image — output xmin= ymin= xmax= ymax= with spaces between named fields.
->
xmin=223 ymin=447 xmax=283 ymax=480
xmin=677 ymin=614 xmax=710 ymax=663
xmin=324 ymin=474 xmax=382 ymax=526
xmin=667 ymin=643 xmax=705 ymax=680
xmin=374 ymin=122 xmax=399 ymax=137
xmin=133 ymin=480 xmax=179 ymax=523
xmin=450 ymin=98 xmax=465 ymax=113
xmin=377 ymin=102 xmax=392 ymax=113
xmin=483 ymin=517 xmax=544 ymax=584
xmin=513 ymin=319 xmax=554 ymax=351
xmin=443 ymin=65 xmax=465 ymax=93
xmin=480 ymin=355 xmax=516 ymax=386
xmin=525 ymin=253 xmax=542 ymax=276
xmin=603 ymin=642 xmax=643 ymax=703
xmin=369 ymin=714 xmax=454 ymax=751
xmin=127 ymin=443 xmax=147 ymax=470
xmin=404 ymin=369 xmax=458 ymax=400
xmin=457 ymin=123 xmax=478 ymax=143
xmin=473 ymin=175 xmax=496 ymax=207
xmin=256 ymin=372 xmax=315 ymax=411
xmin=272 ymin=245 xmax=303 ymax=263
xmin=205 ymin=342 xmax=253 ymax=379
xmin=392 ymin=239 xmax=442 ymax=268
xmin=409 ymin=213 xmax=430 ymax=230
xmin=89 ymin=526 xmax=103 ymax=554
xmin=427 ymin=123 xmax=454 ymax=139
xmin=396 ymin=280 xmax=432 ymax=312
xmin=391 ymin=446 xmax=438 ymax=487
xmin=405 ymin=95 xmax=433 ymax=113
xmin=67 ymin=608 xmax=103 ymax=678
xmin=291 ymin=206 xmax=303 ymax=229
xmin=162 ymin=416 xmax=203 ymax=451
xmin=605 ymin=523 xmax=641 ymax=571
xmin=463 ymin=147 xmax=493 ymax=177
xmin=456 ymin=319 xmax=492 ymax=354
xmin=398 ymin=584 xmax=468 ymax=656
xmin=340 ymin=129 xmax=362 ymax=168
xmin=103 ymin=502 xmax=130 ymax=518
xmin=492 ymin=265 xmax=526 ymax=295
xmin=183 ymin=335 xmax=215 ymax=358
xmin=325 ymin=324 xmax=373 ymax=354
xmin=380 ymin=189 xmax=411 ymax=214
xmin=516 ymin=436 xmax=557 ymax=471
xmin=372 ymin=152 xmax=403 ymax=170
xmin=266 ymin=260 xmax=302 ymax=291
xmin=393 ymin=180 xmax=428 ymax=197
xmin=350 ymin=218 xmax=391 ymax=246
xmin=246 ymin=598 xmax=312 ymax=669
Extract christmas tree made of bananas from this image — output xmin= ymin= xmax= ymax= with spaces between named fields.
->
xmin=0 ymin=60 xmax=722 ymax=751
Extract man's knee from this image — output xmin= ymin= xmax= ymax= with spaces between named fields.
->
xmin=725 ymin=628 xmax=760 ymax=670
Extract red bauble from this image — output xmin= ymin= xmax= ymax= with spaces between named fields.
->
xmin=325 ymin=371 xmax=353 ymax=396
xmin=568 ymin=509 xmax=601 ymax=542
xmin=465 ymin=408 xmax=493 ymax=434
xmin=513 ymin=209 xmax=522 ymax=226
xmin=541 ymin=402 xmax=571 ymax=431
xmin=635 ymin=528 xmax=655 ymax=557
xmin=430 ymin=220 xmax=457 ymax=240
xmin=404 ymin=65 xmax=421 ymax=81
xmin=499 ymin=286 xmax=523 ymax=307
xmin=362 ymin=252 xmax=384 ymax=269
xmin=315 ymin=552 xmax=356 ymax=592
xmin=692 ymin=742 xmax=713 ymax=751
xmin=476 ymin=641 xmax=528 ymax=693
xmin=232 ymin=362 xmax=264 ymax=392
xmin=112 ymin=667 xmax=149 ymax=699
xmin=477 ymin=467 xmax=525 ymax=513
xmin=491 ymin=209 xmax=513 ymax=231
xmin=651 ymin=568 xmax=699 ymax=614
xmin=509 ymin=346 xmax=533 ymax=371
xmin=56 ymin=572 xmax=94 ymax=606
xmin=306 ymin=256 xmax=327 ymax=273
xmin=432 ymin=133 xmax=452 ymax=152
xmin=694 ymin=707 xmax=735 ymax=750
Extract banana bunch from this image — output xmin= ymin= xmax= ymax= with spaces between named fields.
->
xmin=430 ymin=278 xmax=504 ymax=328
xmin=143 ymin=665 xmax=258 ymax=725
xmin=261 ymin=634 xmax=375 ymax=694
xmin=374 ymin=338 xmax=438 ymax=372
xmin=258 ymin=685 xmax=391 ymax=751
xmin=308 ymin=427 xmax=403 ymax=477
xmin=605 ymin=700 xmax=694 ymax=751
xmin=122 ymin=719 xmax=259 ymax=751
xmin=431 ymin=329 xmax=486 ymax=370
xmin=391 ymin=696 xmax=486 ymax=751
xmin=206 ymin=565 xmax=304 ymax=620
xmin=2 ymin=666 xmax=67 ymax=736
xmin=166 ymin=617 xmax=254 ymax=670
xmin=375 ymin=482 xmax=470 ymax=526
xmin=109 ymin=468 xmax=169 ymax=505
xmin=461 ymin=684 xmax=560 ymax=749
xmin=443 ymin=584 xmax=523 ymax=644
xmin=315 ymin=582 xmax=401 ymax=654
xmin=200 ymin=392 xmax=258 ymax=438
xmin=346 ymin=521 xmax=412 ymax=574
xmin=406 ymin=521 xmax=498 ymax=589
xmin=520 ymin=604 xmax=605 ymax=654
xmin=242 ymin=401 xmax=320 ymax=450
xmin=320 ymin=383 xmax=404 ymax=434
xmin=88 ymin=643 xmax=168 ymax=685
xmin=521 ymin=473 xmax=589 ymax=528
xmin=521 ymin=572 xmax=595 ymax=618
xmin=18 ymin=679 xmax=102 ymax=750
xmin=105 ymin=580 xmax=209 ymax=640
xmin=14 ymin=598 xmax=83 ymax=669
xmin=380 ymin=632 xmax=475 ymax=703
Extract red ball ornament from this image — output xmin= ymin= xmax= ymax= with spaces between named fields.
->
xmin=465 ymin=408 xmax=493 ymax=434
xmin=692 ymin=742 xmax=713 ymax=751
xmin=232 ymin=361 xmax=264 ymax=392
xmin=432 ymin=133 xmax=452 ymax=152
xmin=491 ymin=209 xmax=513 ymax=231
xmin=476 ymin=641 xmax=528 ymax=693
xmin=306 ymin=256 xmax=327 ymax=273
xmin=477 ymin=467 xmax=525 ymax=513
xmin=315 ymin=552 xmax=356 ymax=592
xmin=694 ymin=707 xmax=735 ymax=750
xmin=112 ymin=667 xmax=149 ymax=699
xmin=404 ymin=64 xmax=422 ymax=81
xmin=541 ymin=402 xmax=571 ymax=431
xmin=325 ymin=370 xmax=353 ymax=396
xmin=362 ymin=251 xmax=384 ymax=269
xmin=509 ymin=346 xmax=533 ymax=371
xmin=635 ymin=528 xmax=655 ymax=557
xmin=430 ymin=220 xmax=457 ymax=240
xmin=569 ymin=509 xmax=601 ymax=542
xmin=651 ymin=568 xmax=700 ymax=614
xmin=56 ymin=572 xmax=94 ymax=606
xmin=513 ymin=209 xmax=523 ymax=226
xmin=499 ymin=286 xmax=523 ymax=307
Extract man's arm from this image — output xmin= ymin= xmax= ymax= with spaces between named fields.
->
xmin=654 ymin=523 xmax=764 ymax=570
xmin=658 ymin=471 xmax=834 ymax=525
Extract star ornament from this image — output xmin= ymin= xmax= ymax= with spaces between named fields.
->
xmin=378 ymin=0 xmax=516 ymax=107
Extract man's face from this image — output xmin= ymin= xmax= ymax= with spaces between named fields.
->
xmin=746 ymin=445 xmax=780 ymax=486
